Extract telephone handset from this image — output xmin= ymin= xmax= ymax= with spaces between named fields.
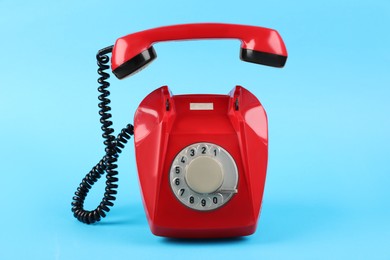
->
xmin=111 ymin=23 xmax=287 ymax=78
xmin=72 ymin=23 xmax=287 ymax=238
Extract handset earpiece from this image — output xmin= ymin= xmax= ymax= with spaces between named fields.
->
xmin=240 ymin=48 xmax=287 ymax=68
xmin=112 ymin=46 xmax=156 ymax=79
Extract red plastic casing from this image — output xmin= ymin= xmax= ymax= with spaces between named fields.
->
xmin=133 ymin=86 xmax=268 ymax=238
xmin=111 ymin=23 xmax=287 ymax=71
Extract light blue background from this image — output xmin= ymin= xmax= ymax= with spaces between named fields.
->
xmin=1 ymin=0 xmax=389 ymax=259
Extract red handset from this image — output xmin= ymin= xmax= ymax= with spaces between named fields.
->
xmin=111 ymin=23 xmax=287 ymax=79
xmin=71 ymin=23 xmax=288 ymax=238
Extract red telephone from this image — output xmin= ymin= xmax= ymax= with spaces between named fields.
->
xmin=72 ymin=23 xmax=287 ymax=238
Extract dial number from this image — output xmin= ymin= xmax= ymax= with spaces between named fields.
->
xmin=174 ymin=178 xmax=180 ymax=186
xmin=175 ymin=166 xmax=181 ymax=174
xmin=180 ymin=156 xmax=187 ymax=164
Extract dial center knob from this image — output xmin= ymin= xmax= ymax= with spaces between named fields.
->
xmin=185 ymin=156 xmax=223 ymax=194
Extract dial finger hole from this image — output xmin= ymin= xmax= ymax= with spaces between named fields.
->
xmin=179 ymin=155 xmax=187 ymax=164
xmin=172 ymin=177 xmax=182 ymax=187
xmin=187 ymin=147 xmax=197 ymax=157
xmin=199 ymin=144 xmax=208 ymax=155
xmin=173 ymin=165 xmax=182 ymax=175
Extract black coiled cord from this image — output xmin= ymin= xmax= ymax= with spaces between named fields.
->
xmin=71 ymin=46 xmax=134 ymax=224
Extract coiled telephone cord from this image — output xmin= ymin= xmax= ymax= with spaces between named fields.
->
xmin=71 ymin=46 xmax=134 ymax=224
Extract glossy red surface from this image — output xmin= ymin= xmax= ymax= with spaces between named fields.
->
xmin=111 ymin=23 xmax=287 ymax=71
xmin=133 ymin=86 xmax=268 ymax=238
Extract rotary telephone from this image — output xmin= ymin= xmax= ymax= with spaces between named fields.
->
xmin=71 ymin=23 xmax=288 ymax=238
